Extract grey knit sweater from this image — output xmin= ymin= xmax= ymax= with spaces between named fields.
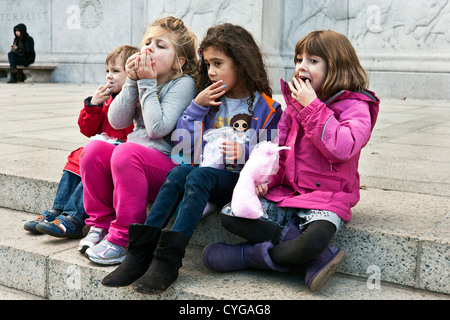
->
xmin=108 ymin=75 xmax=197 ymax=155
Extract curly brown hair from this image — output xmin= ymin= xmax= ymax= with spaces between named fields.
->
xmin=198 ymin=23 xmax=272 ymax=114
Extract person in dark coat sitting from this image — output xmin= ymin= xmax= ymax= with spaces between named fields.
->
xmin=7 ymin=23 xmax=35 ymax=83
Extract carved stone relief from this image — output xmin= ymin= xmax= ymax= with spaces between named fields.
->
xmin=79 ymin=0 xmax=103 ymax=29
xmin=0 ymin=0 xmax=447 ymax=97
xmin=349 ymin=0 xmax=450 ymax=51
xmin=283 ymin=0 xmax=349 ymax=55
xmin=52 ymin=0 xmax=131 ymax=53
xmin=147 ymin=0 xmax=262 ymax=40
xmin=280 ymin=0 xmax=450 ymax=82
xmin=282 ymin=0 xmax=450 ymax=54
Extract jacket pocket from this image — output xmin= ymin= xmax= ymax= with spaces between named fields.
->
xmin=297 ymin=171 xmax=342 ymax=192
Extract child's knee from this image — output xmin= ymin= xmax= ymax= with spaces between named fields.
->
xmin=169 ymin=165 xmax=191 ymax=177
xmin=110 ymin=142 xmax=149 ymax=171
xmin=81 ymin=140 xmax=112 ymax=158
xmin=186 ymin=167 xmax=213 ymax=184
xmin=80 ymin=140 xmax=114 ymax=171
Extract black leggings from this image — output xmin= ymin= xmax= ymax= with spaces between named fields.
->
xmin=221 ymin=214 xmax=336 ymax=266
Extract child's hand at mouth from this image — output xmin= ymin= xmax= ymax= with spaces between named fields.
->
xmin=194 ymin=80 xmax=226 ymax=107
xmin=288 ymin=77 xmax=318 ymax=107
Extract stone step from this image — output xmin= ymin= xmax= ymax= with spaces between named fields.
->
xmin=1 ymin=169 xmax=449 ymax=295
xmin=0 ymin=208 xmax=447 ymax=301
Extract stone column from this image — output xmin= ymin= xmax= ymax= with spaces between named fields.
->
xmin=261 ymin=0 xmax=286 ymax=92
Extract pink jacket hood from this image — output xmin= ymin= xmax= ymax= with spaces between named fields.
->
xmin=264 ymin=80 xmax=380 ymax=222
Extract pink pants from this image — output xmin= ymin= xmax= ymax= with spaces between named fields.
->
xmin=79 ymin=140 xmax=178 ymax=247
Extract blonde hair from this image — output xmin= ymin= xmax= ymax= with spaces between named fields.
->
xmin=106 ymin=45 xmax=140 ymax=69
xmin=295 ymin=30 xmax=368 ymax=99
xmin=141 ymin=16 xmax=199 ymax=81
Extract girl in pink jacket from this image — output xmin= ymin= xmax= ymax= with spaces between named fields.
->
xmin=203 ymin=30 xmax=380 ymax=292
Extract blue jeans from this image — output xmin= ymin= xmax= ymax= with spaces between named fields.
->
xmin=52 ymin=170 xmax=87 ymax=224
xmin=144 ymin=166 xmax=240 ymax=237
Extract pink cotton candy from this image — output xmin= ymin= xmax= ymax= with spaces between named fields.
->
xmin=231 ymin=141 xmax=290 ymax=219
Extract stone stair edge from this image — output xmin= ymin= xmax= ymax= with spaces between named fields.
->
xmin=0 ymin=173 xmax=448 ymax=296
xmin=1 ymin=208 xmax=448 ymax=301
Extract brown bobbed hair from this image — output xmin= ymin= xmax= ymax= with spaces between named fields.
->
xmin=295 ymin=30 xmax=368 ymax=100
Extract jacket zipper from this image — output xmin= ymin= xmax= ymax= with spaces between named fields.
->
xmin=322 ymin=115 xmax=335 ymax=171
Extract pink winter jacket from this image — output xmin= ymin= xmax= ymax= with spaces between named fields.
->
xmin=264 ymin=80 xmax=380 ymax=222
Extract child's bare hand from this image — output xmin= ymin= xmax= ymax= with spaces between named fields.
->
xmin=126 ymin=53 xmax=140 ymax=80
xmin=91 ymin=85 xmax=111 ymax=105
xmin=255 ymin=183 xmax=268 ymax=197
xmin=135 ymin=49 xmax=157 ymax=80
xmin=194 ymin=81 xmax=226 ymax=107
xmin=288 ymin=77 xmax=317 ymax=107
xmin=220 ymin=139 xmax=244 ymax=161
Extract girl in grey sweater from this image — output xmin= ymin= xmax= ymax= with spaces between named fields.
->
xmin=80 ymin=17 xmax=199 ymax=265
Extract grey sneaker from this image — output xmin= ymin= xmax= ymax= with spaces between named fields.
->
xmin=85 ymin=238 xmax=126 ymax=265
xmin=78 ymin=226 xmax=106 ymax=253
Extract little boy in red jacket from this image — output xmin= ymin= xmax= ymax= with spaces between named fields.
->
xmin=24 ymin=45 xmax=138 ymax=238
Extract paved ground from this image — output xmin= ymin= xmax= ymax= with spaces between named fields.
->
xmin=0 ymin=82 xmax=448 ymax=300
xmin=1 ymin=82 xmax=449 ymax=196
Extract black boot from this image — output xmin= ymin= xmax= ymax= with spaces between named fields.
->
xmin=132 ymin=229 xmax=190 ymax=294
xmin=18 ymin=70 xmax=27 ymax=82
xmin=101 ymin=224 xmax=161 ymax=287
xmin=7 ymin=70 xmax=18 ymax=83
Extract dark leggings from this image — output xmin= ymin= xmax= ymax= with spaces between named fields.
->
xmin=8 ymin=51 xmax=30 ymax=69
xmin=8 ymin=51 xmax=30 ymax=81
xmin=221 ymin=214 xmax=336 ymax=266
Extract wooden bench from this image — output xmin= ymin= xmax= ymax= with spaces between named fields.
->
xmin=0 ymin=63 xmax=57 ymax=83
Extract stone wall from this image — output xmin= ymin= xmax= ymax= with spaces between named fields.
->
xmin=1 ymin=0 xmax=449 ymax=99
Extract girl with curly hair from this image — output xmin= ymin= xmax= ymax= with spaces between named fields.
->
xmin=102 ymin=23 xmax=283 ymax=294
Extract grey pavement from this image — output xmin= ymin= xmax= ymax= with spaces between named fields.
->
xmin=0 ymin=82 xmax=448 ymax=300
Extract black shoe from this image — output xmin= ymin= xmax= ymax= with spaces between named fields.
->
xmin=17 ymin=70 xmax=27 ymax=82
xmin=7 ymin=78 xmax=17 ymax=84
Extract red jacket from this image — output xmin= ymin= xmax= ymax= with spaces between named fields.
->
xmin=63 ymin=96 xmax=134 ymax=176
